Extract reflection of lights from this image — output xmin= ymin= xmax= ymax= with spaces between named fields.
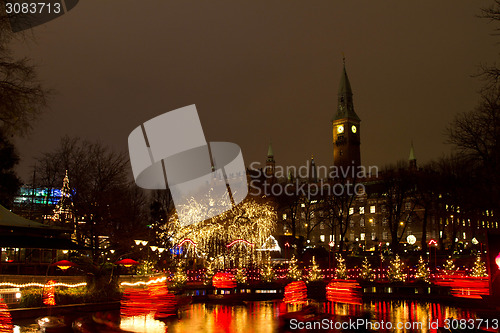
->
xmin=120 ymin=314 xmax=166 ymax=333
xmin=121 ymin=276 xmax=167 ymax=287
xmin=0 ymin=282 xmax=86 ymax=288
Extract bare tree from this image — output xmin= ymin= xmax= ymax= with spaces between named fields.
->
xmin=35 ymin=136 xmax=135 ymax=260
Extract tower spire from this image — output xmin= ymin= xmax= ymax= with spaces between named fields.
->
xmin=265 ymin=141 xmax=275 ymax=179
xmin=409 ymin=141 xmax=417 ymax=170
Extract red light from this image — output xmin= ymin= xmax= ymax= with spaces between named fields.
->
xmin=284 ymin=281 xmax=307 ymax=304
xmin=0 ymin=299 xmax=13 ymax=332
xmin=212 ymin=273 xmax=236 ymax=289
xmin=496 ymin=253 xmax=500 ymax=270
xmin=428 ymin=239 xmax=437 ymax=246
xmin=43 ymin=280 xmax=56 ymax=306
xmin=226 ymin=239 xmax=255 ymax=248
xmin=326 ymin=280 xmax=362 ymax=305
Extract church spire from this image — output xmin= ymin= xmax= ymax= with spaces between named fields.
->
xmin=409 ymin=142 xmax=417 ymax=170
xmin=265 ymin=141 xmax=275 ymax=179
xmin=333 ymin=59 xmax=360 ymax=122
xmin=267 ymin=141 xmax=274 ymax=162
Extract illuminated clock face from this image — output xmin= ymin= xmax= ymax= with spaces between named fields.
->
xmin=351 ymin=125 xmax=357 ymax=133
xmin=337 ymin=125 xmax=344 ymax=134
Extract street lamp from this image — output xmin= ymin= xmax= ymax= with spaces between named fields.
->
xmin=428 ymin=239 xmax=437 ymax=273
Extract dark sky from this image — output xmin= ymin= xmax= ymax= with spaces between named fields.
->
xmin=12 ymin=0 xmax=499 ymax=182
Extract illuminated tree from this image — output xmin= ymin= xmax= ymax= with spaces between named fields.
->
xmin=260 ymin=259 xmax=275 ymax=283
xmin=307 ymin=256 xmax=323 ymax=282
xmin=335 ymin=254 xmax=347 ymax=279
xmin=204 ymin=261 xmax=215 ymax=285
xmin=136 ymin=260 xmax=156 ymax=276
xmin=171 ymin=261 xmax=187 ymax=288
xmin=235 ymin=262 xmax=247 ymax=284
xmin=415 ymin=256 xmax=430 ymax=283
xmin=360 ymin=257 xmax=373 ymax=281
xmin=443 ymin=257 xmax=456 ymax=275
xmin=172 ymin=196 xmax=276 ymax=261
xmin=287 ymin=255 xmax=302 ymax=281
xmin=471 ymin=255 xmax=488 ymax=277
xmin=387 ymin=255 xmax=405 ymax=282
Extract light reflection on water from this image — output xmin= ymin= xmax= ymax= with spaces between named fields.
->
xmin=14 ymin=300 xmax=484 ymax=333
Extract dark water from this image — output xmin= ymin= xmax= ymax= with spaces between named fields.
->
xmin=13 ymin=300 xmax=498 ymax=333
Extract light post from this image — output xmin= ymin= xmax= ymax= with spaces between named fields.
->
xmin=428 ymin=239 xmax=437 ymax=273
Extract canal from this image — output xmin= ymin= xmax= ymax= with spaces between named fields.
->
xmin=12 ymin=299 xmax=498 ymax=332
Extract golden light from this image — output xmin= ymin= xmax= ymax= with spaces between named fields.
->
xmin=157 ymin=248 xmax=165 ymax=253
xmin=150 ymin=246 xmax=158 ymax=251
xmin=57 ymin=266 xmax=71 ymax=270
xmin=134 ymin=240 xmax=142 ymax=246
xmin=141 ymin=241 xmax=148 ymax=246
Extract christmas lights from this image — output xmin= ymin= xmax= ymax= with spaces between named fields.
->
xmin=306 ymin=256 xmax=323 ymax=282
xmin=284 ymin=281 xmax=307 ymax=304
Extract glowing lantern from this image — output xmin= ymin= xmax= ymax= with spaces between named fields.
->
xmin=406 ymin=235 xmax=416 ymax=245
xmin=0 ymin=299 xmax=12 ymax=332
xmin=212 ymin=273 xmax=236 ymax=289
xmin=52 ymin=260 xmax=76 ymax=271
xmin=43 ymin=280 xmax=56 ymax=306
xmin=283 ymin=281 xmax=307 ymax=304
xmin=326 ymin=280 xmax=361 ymax=305
xmin=496 ymin=253 xmax=500 ymax=270
xmin=115 ymin=259 xmax=139 ymax=268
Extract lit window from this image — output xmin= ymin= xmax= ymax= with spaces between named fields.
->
xmin=301 ymin=203 xmax=305 ymax=208
xmin=371 ymin=232 xmax=376 ymax=241
xmin=370 ymin=206 xmax=376 ymax=213
xmin=382 ymin=232 xmax=388 ymax=240
xmin=382 ymin=218 xmax=388 ymax=226
xmin=320 ymin=235 xmax=325 ymax=242
xmin=360 ymin=218 xmax=365 ymax=227
xmin=463 ymin=232 xmax=466 ymax=239
xmin=359 ymin=207 xmax=365 ymax=214
xmin=350 ymin=233 xmax=355 ymax=241
xmin=282 ymin=214 xmax=287 ymax=220
xmin=320 ymin=223 xmax=324 ymax=230
xmin=360 ymin=233 xmax=365 ymax=241
xmin=349 ymin=208 xmax=354 ymax=215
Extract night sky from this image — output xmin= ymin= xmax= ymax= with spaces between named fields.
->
xmin=11 ymin=0 xmax=499 ymax=182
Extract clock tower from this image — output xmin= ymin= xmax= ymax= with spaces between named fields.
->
xmin=332 ymin=60 xmax=361 ymax=171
